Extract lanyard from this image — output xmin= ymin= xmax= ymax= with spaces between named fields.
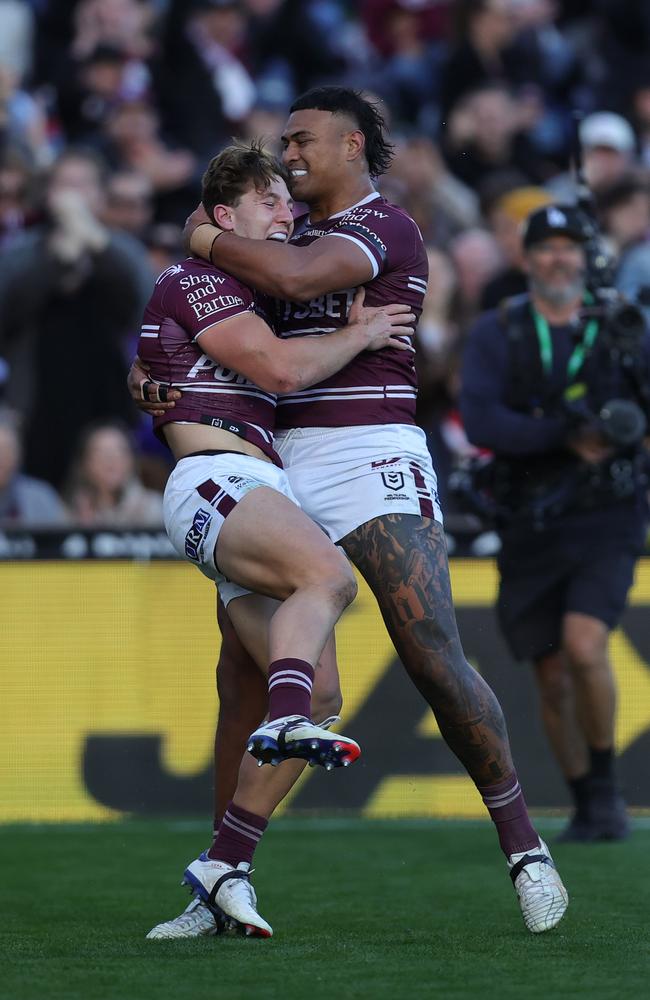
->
xmin=532 ymin=304 xmax=599 ymax=382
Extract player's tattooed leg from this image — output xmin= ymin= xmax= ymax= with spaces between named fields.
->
xmin=341 ymin=513 xmax=514 ymax=786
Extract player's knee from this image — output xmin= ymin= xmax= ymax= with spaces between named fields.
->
xmin=317 ymin=554 xmax=357 ymax=611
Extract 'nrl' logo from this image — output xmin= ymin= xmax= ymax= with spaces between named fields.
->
xmin=381 ymin=471 xmax=405 ymax=491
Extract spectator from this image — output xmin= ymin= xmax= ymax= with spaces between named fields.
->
xmin=364 ymin=0 xmax=445 ymax=130
xmin=239 ymin=99 xmax=287 ymax=157
xmin=439 ymin=0 xmax=537 ymax=119
xmin=0 ymin=0 xmax=34 ymax=82
xmin=449 ymin=227 xmax=503 ymax=329
xmin=0 ymin=148 xmax=153 ymax=490
xmin=481 ymin=184 xmax=553 ymax=308
xmin=0 ymin=63 xmax=54 ymax=167
xmin=630 ymin=77 xmax=650 ymax=171
xmin=246 ymin=0 xmax=350 ymax=98
xmin=0 ymin=408 xmax=68 ymax=526
xmin=102 ymin=168 xmax=154 ymax=238
xmin=443 ymin=83 xmax=546 ymax=192
xmin=547 ymin=111 xmax=638 ymax=203
xmin=65 ymin=420 xmax=164 ymax=527
xmin=99 ymin=99 xmax=198 ymax=224
xmin=143 ymin=221 xmax=183 ymax=277
xmin=598 ymin=175 xmax=650 ymax=327
xmin=0 ymin=146 xmax=35 ymax=247
xmin=55 ymin=44 xmax=148 ymax=146
xmin=154 ymin=0 xmax=255 ymax=162
xmin=385 ymin=135 xmax=479 ymax=247
xmin=70 ymin=0 xmax=156 ymax=62
xmin=361 ymin=0 xmax=451 ymax=59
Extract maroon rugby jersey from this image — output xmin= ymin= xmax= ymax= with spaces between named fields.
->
xmin=275 ymin=192 xmax=428 ymax=429
xmin=138 ymin=257 xmax=279 ymax=462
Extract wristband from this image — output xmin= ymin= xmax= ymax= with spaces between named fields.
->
xmin=209 ymin=228 xmax=225 ymax=262
xmin=190 ymin=223 xmax=224 ymax=262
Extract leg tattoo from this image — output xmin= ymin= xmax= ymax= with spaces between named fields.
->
xmin=341 ymin=514 xmax=514 ymax=786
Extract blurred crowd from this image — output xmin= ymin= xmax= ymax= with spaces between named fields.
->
xmin=2 ymin=0 xmax=650 ymax=530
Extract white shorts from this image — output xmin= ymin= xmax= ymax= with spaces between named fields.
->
xmin=163 ymin=453 xmax=300 ymax=605
xmin=276 ymin=424 xmax=442 ymax=543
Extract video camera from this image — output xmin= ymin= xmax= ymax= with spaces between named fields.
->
xmin=572 ymin=109 xmax=648 ymax=342
xmin=562 ymin=112 xmax=650 ymax=447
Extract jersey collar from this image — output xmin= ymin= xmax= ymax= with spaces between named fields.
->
xmin=306 ymin=190 xmax=381 ymax=225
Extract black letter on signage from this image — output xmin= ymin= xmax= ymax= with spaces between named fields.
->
xmin=83 ymin=735 xmax=212 ymax=814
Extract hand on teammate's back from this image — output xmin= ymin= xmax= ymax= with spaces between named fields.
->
xmin=347 ymin=288 xmax=416 ymax=353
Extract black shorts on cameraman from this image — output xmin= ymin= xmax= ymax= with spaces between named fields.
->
xmin=497 ymin=503 xmax=646 ymax=663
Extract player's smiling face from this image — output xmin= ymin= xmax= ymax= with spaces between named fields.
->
xmin=281 ymin=109 xmax=359 ymax=203
xmin=216 ymin=176 xmax=294 ymax=242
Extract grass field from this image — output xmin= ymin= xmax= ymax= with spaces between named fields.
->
xmin=2 ymin=818 xmax=649 ymax=1000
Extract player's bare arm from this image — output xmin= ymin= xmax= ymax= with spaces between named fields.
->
xmin=128 ymin=289 xmax=414 ymax=413
xmin=196 ymin=288 xmax=413 ymax=396
xmin=186 ymin=208 xmax=374 ymax=302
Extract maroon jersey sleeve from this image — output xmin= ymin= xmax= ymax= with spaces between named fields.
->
xmin=160 ymin=262 xmax=256 ymax=340
xmin=326 ymin=198 xmax=426 ymax=290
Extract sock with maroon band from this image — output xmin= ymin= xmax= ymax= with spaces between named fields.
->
xmin=267 ymin=658 xmax=314 ymax=720
xmin=478 ymin=774 xmax=540 ymax=857
xmin=207 ymin=801 xmax=268 ymax=866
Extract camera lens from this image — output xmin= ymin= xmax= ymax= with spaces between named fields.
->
xmin=599 ymin=398 xmax=647 ymax=446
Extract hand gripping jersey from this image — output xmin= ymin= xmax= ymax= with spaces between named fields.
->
xmin=275 ymin=192 xmax=428 ymax=429
xmin=138 ymin=258 xmax=280 ymax=463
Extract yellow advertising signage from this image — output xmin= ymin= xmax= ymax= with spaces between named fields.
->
xmin=1 ymin=560 xmax=649 ymax=822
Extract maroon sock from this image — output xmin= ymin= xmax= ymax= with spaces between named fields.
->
xmin=478 ymin=774 xmax=540 ymax=858
xmin=207 ymin=801 xmax=268 ymax=866
xmin=267 ymin=658 xmax=314 ymax=720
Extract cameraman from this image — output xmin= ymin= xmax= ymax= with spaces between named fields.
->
xmin=460 ymin=204 xmax=650 ymax=842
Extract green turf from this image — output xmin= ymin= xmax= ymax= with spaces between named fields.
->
xmin=2 ymin=818 xmax=649 ymax=1000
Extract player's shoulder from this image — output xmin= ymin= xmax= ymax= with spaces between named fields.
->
xmin=155 ymin=257 xmax=253 ymax=303
xmin=340 ymin=197 xmax=425 ymax=270
xmin=341 ymin=196 xmax=422 ymax=237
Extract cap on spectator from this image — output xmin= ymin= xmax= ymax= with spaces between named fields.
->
xmin=579 ymin=112 xmax=636 ymax=154
xmin=495 ymin=186 xmax=553 ymax=224
xmin=522 ymin=205 xmax=588 ymax=248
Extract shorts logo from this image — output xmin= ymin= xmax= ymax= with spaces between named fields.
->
xmin=184 ymin=507 xmax=212 ymax=562
xmin=381 ymin=471 xmax=405 ymax=491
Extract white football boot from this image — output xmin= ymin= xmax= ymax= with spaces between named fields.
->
xmin=145 ymin=716 xmax=347 ymax=941
xmin=508 ymin=838 xmax=569 ymax=933
xmin=246 ymin=714 xmax=361 ymax=770
xmin=183 ymin=854 xmax=272 ymax=938
xmin=146 ymin=896 xmax=221 ymax=940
